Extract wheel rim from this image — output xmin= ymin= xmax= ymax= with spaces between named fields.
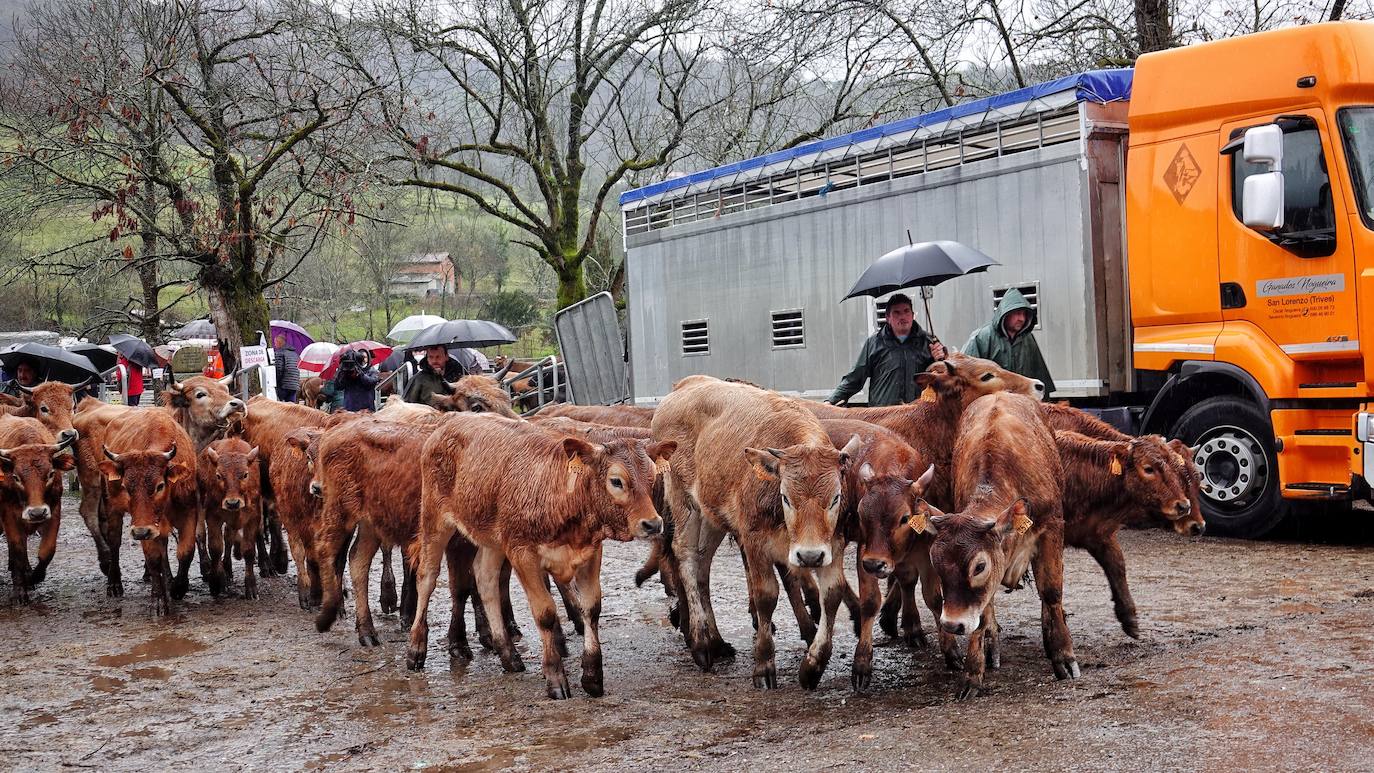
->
xmin=1192 ymin=425 xmax=1268 ymax=510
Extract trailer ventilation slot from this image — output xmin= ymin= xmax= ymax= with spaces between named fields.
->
xmin=771 ymin=309 xmax=805 ymax=349
xmin=992 ymin=282 xmax=1042 ymax=329
xmin=681 ymin=319 xmax=709 ymax=356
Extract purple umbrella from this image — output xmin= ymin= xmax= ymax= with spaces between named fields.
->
xmin=269 ymin=320 xmax=314 ymax=352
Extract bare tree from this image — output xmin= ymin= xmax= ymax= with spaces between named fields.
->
xmin=353 ymin=218 xmax=408 ymax=338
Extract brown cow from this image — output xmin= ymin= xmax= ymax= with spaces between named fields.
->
xmin=198 ymin=438 xmax=264 ymax=599
xmin=98 ymin=410 xmax=198 ymax=617
xmin=299 ymin=376 xmax=327 ymax=409
xmin=72 ymin=400 xmax=137 ymax=594
xmin=239 ymin=396 xmax=329 ymax=577
xmin=534 ymin=403 xmax=655 ymax=429
xmin=653 ymin=375 xmax=856 ymax=689
xmin=161 ymin=376 xmax=248 ymax=452
xmin=820 ymin=418 xmax=941 ymax=688
xmin=914 ymin=392 xmax=1076 ymax=699
xmin=406 ymin=414 xmax=673 ymax=701
xmin=0 ymin=417 xmax=76 ymax=603
xmin=278 ymin=427 xmax=330 ymax=609
xmin=0 ymin=381 xmax=83 ymax=440
xmin=427 ymin=375 xmax=519 ymax=418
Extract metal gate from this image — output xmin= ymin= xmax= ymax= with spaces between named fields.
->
xmin=553 ymin=292 xmax=628 ymax=405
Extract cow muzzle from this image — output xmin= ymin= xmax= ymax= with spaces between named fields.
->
xmin=940 ymin=610 xmax=981 ymax=636
xmin=1185 ymin=521 xmax=1205 ymax=537
xmin=1173 ymin=500 xmax=1192 ymax=517
xmin=1031 ymin=379 xmax=1046 ymax=397
xmin=223 ymin=498 xmax=243 ymax=512
xmin=22 ymin=505 xmax=51 ymax=524
xmin=59 ymin=428 xmax=79 ymax=443
xmin=636 ymin=516 xmax=664 ymax=538
xmin=790 ymin=545 xmax=831 ymax=568
xmin=220 ymin=399 xmax=247 ymax=419
xmin=309 ymin=481 xmax=323 ymax=498
xmin=130 ymin=525 xmax=156 ymax=541
xmin=860 ymin=557 xmax=891 ymax=578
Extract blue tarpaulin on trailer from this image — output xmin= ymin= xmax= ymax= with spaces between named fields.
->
xmin=620 ymin=68 xmax=1134 ymax=207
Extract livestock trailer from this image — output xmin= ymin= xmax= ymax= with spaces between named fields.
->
xmin=621 ymin=70 xmax=1133 ymax=404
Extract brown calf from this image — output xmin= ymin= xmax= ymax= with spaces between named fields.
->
xmin=278 ymin=427 xmax=330 ymax=609
xmin=407 ymin=414 xmax=673 ymax=701
xmin=427 ymin=375 xmax=520 ymax=418
xmin=300 ymin=376 xmax=327 ymax=409
xmin=98 ymin=410 xmax=199 ymax=617
xmin=654 ymin=375 xmax=855 ymax=689
xmin=820 ymin=418 xmax=940 ymax=688
xmin=914 ymin=392 xmax=1076 ymax=699
xmin=0 ymin=417 xmax=76 ymax=604
xmin=0 ymin=381 xmax=82 ymax=440
xmin=161 ymin=376 xmax=248 ymax=452
xmin=198 ymin=438 xmax=264 ymax=599
xmin=239 ymin=396 xmax=329 ymax=577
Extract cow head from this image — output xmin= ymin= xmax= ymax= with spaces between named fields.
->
xmin=0 ymin=434 xmax=76 ymax=524
xmin=1166 ymin=438 xmax=1207 ymax=537
xmin=563 ymin=435 xmax=674 ymax=541
xmin=856 ymin=463 xmax=936 ymax=579
xmin=745 ymin=435 xmax=859 ymax=568
xmin=919 ymin=354 xmax=1044 ymax=407
xmin=162 ymin=376 xmax=247 ymax=439
xmin=1055 ymin=430 xmax=1192 ymax=524
xmin=201 ymin=439 xmax=261 ymax=513
xmin=430 ymin=376 xmax=519 ymax=418
xmin=99 ymin=444 xmax=191 ymax=541
xmin=285 ymin=428 xmax=327 ymax=498
xmin=16 ymin=381 xmax=81 ymax=439
xmin=915 ymin=497 xmax=1030 ymax=636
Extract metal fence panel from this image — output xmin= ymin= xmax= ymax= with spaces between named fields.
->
xmin=554 ymin=292 xmax=628 ymax=405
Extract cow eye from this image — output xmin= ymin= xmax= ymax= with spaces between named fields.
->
xmin=829 ymin=493 xmax=840 ymax=509
xmin=980 ymin=373 xmax=995 ymax=382
xmin=155 ymin=482 xmax=166 ymax=493
xmin=610 ymin=477 xmax=624 ymax=490
xmin=239 ymin=471 xmax=248 ymax=480
xmin=195 ymin=391 xmax=207 ymax=399
xmin=899 ymin=513 xmax=910 ymax=525
xmin=39 ymin=406 xmax=50 ymax=414
xmin=974 ymin=560 xmax=987 ymax=575
xmin=781 ymin=493 xmax=792 ymax=508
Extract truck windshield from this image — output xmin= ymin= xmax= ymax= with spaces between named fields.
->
xmin=1341 ymin=108 xmax=1374 ymax=227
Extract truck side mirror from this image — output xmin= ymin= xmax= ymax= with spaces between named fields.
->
xmin=1241 ymin=124 xmax=1285 ymax=231
xmin=1243 ymin=172 xmax=1284 ymax=230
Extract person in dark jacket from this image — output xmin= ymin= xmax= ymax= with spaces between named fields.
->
xmin=274 ymin=334 xmax=302 ymax=403
xmin=1 ymin=357 xmax=41 ymax=398
xmin=335 ymin=350 xmax=379 ymax=412
xmin=403 ymin=345 xmax=467 ymax=406
xmin=828 ymin=293 xmax=947 ymax=407
xmin=962 ymin=287 xmax=1055 ymax=398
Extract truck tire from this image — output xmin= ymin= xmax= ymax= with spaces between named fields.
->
xmin=1170 ymin=396 xmax=1290 ymax=538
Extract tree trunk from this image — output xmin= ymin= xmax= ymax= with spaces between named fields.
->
xmin=204 ymin=261 xmax=270 ymax=376
xmin=137 ymin=184 xmax=161 ymax=343
xmin=1134 ymin=0 xmax=1172 ymax=54
xmin=555 ymin=258 xmax=587 ymax=311
xmin=1329 ymin=0 xmax=1348 ymax=20
xmin=608 ymin=261 xmax=626 ymax=310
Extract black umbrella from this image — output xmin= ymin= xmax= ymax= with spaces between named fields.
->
xmin=0 ymin=343 xmax=100 ymax=384
xmin=379 ymin=348 xmax=415 ymax=371
xmin=66 ymin=343 xmax=119 ymax=374
xmin=843 ymin=239 xmax=999 ymax=340
xmin=405 ymin=319 xmax=517 ymax=351
xmin=108 ymin=333 xmax=159 ymax=369
xmin=171 ymin=318 xmax=217 ymax=339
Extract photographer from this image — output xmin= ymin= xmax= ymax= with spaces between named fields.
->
xmin=336 ymin=349 xmax=379 ymax=412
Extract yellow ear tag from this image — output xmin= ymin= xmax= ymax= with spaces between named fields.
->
xmin=568 ymin=456 xmax=588 ymax=477
xmin=919 ymin=386 xmax=937 ymax=403
xmin=753 ymin=465 xmax=773 ymax=481
xmin=1012 ymin=513 xmax=1034 ymax=535
xmin=909 ymin=511 xmax=928 ymax=534
xmin=1109 ymin=457 xmax=1123 ymax=476
xmin=654 ymin=457 xmax=670 ymax=475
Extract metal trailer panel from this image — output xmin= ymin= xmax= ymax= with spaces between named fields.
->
xmin=627 ymin=138 xmax=1112 ymax=404
xmin=554 ymin=292 xmax=629 ymax=405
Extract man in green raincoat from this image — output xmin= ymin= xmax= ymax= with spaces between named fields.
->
xmin=962 ymin=288 xmax=1055 ymax=397
xmin=828 ymin=293 xmax=947 ymax=407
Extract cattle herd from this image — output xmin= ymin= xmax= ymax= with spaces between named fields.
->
xmin=0 ymin=354 xmax=1207 ymax=701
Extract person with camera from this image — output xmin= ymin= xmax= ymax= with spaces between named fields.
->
xmin=335 ymin=349 xmax=379 ymax=412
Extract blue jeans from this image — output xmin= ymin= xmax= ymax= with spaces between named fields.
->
xmin=278 ymin=389 xmax=298 ymax=403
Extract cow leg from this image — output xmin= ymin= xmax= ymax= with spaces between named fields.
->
xmin=77 ymin=484 xmax=112 ymax=578
xmin=307 ymin=558 xmax=323 ymax=609
xmin=268 ymin=505 xmax=289 ymax=575
xmin=570 ymin=545 xmax=605 ymax=698
xmin=852 ymin=554 xmax=880 ymax=691
xmin=3 ymin=518 xmax=31 ymax=605
xmin=206 ymin=513 xmax=227 ymax=598
xmin=144 ymin=537 xmax=171 ymax=617
xmin=349 ymin=526 xmax=381 ymax=647
xmin=1032 ymin=523 xmax=1078 ymax=680
xmin=1087 ymin=533 xmax=1139 ymax=639
xmin=500 ymin=560 xmax=521 ymax=642
xmin=982 ymin=603 xmax=1002 ymax=671
xmin=101 ymin=503 xmax=124 ymax=598
xmin=799 ymin=553 xmax=846 ymax=690
xmin=401 ymin=556 xmax=419 ymax=630
xmin=740 ymin=541 xmax=780 ymax=689
xmin=287 ymin=531 xmax=313 ymax=609
xmin=240 ymin=514 xmax=261 ymax=601
xmin=878 ymin=576 xmax=901 ymax=639
xmin=170 ymin=519 xmax=197 ymax=601
xmin=30 ymin=506 xmax=60 ymax=586
xmin=957 ymin=618 xmax=988 ymax=700
xmin=542 ymin=575 xmax=571 ymax=657
xmin=912 ymin=555 xmax=957 ymax=668
xmin=379 ymin=545 xmax=398 ymax=616
xmin=509 ymin=553 xmax=572 ymax=700
xmin=443 ymin=538 xmax=476 ymax=661
xmin=196 ymin=516 xmax=213 ymax=583
xmin=774 ymin=562 xmax=816 ymax=643
xmin=899 ymin=576 xmax=927 ymax=650
xmin=405 ymin=521 xmax=460 ymax=671
xmin=693 ymin=519 xmax=732 ymax=660
xmin=254 ymin=511 xmax=275 ymax=578
xmin=635 ymin=540 xmax=662 ymax=587
xmin=553 ymin=574 xmax=584 ymax=638
xmin=222 ymin=523 xmax=235 ymax=584
xmin=666 ymin=483 xmax=708 ymax=664
xmin=470 ymin=546 xmax=524 ymax=673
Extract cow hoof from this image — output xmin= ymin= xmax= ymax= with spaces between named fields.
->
xmin=12 ymin=589 xmax=31 ymax=606
xmin=243 ymin=584 xmax=258 ymax=601
xmin=405 ymin=649 xmax=427 ymax=671
xmin=956 ymin=679 xmax=981 ymax=701
xmin=272 ymin=551 xmax=289 ymax=575
xmin=709 ymin=638 xmax=736 ymax=660
xmin=851 ymin=664 xmax=872 ymax=692
xmin=944 ymin=652 xmax=965 ymax=672
xmin=400 ymin=612 xmax=415 ymax=630
xmin=546 ymin=674 xmax=572 ymax=700
xmin=1121 ymin=619 xmax=1141 ymax=639
xmin=1052 ymin=658 xmax=1080 ymax=680
xmin=878 ymin=613 xmax=898 ymax=640
xmin=752 ymin=663 xmax=777 ymax=689
xmin=500 ymin=652 xmax=525 ymax=673
xmin=359 ymin=632 xmax=381 ymax=648
xmin=690 ymin=644 xmax=714 ymax=672
xmin=447 ymin=642 xmax=473 ymax=662
xmin=581 ymin=672 xmax=604 ymax=698
xmin=905 ymin=629 xmax=930 ymax=650
xmin=152 ymin=595 xmax=171 ymax=617
xmin=28 ymin=566 xmax=46 ymax=585
xmin=798 ymin=656 xmax=824 ymax=690
xmin=633 ymin=566 xmax=654 ymax=587
xmin=170 ymin=578 xmax=189 ymax=600
xmin=507 ymin=625 xmax=523 ymax=643
xmin=107 ymin=579 xmax=124 ymax=598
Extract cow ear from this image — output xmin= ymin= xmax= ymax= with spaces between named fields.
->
xmin=913 ymin=372 xmax=937 ymax=391
xmin=744 ymin=447 xmax=780 ymax=481
xmin=645 ymin=440 xmax=677 ymax=464
xmin=996 ymin=498 xmax=1033 ymax=538
xmin=910 ymin=463 xmax=936 ymax=497
xmin=561 ymin=436 xmax=599 ymax=464
xmin=912 ymin=498 xmax=943 ymax=534
xmin=167 ymin=462 xmax=193 ymax=485
xmin=53 ymin=452 xmax=77 ymax=471
xmin=99 ymin=459 xmax=123 ymax=483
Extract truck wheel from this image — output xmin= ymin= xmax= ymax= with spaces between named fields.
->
xmin=1170 ymin=396 xmax=1290 ymax=538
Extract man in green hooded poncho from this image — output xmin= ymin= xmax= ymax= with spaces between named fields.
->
xmin=963 ymin=288 xmax=1055 ymax=398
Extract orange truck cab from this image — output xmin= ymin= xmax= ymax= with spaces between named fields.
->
xmin=1128 ymin=21 xmax=1374 ymax=536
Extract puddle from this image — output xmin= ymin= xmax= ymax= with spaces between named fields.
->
xmin=90 ymin=675 xmax=127 ymax=693
xmin=20 ymin=713 xmax=58 ymax=730
xmin=130 ymin=666 xmax=172 ymax=681
xmin=95 ymin=633 xmax=208 ymax=668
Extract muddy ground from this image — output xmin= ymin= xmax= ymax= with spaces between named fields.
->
xmin=3 ymin=495 xmax=1374 ymax=772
